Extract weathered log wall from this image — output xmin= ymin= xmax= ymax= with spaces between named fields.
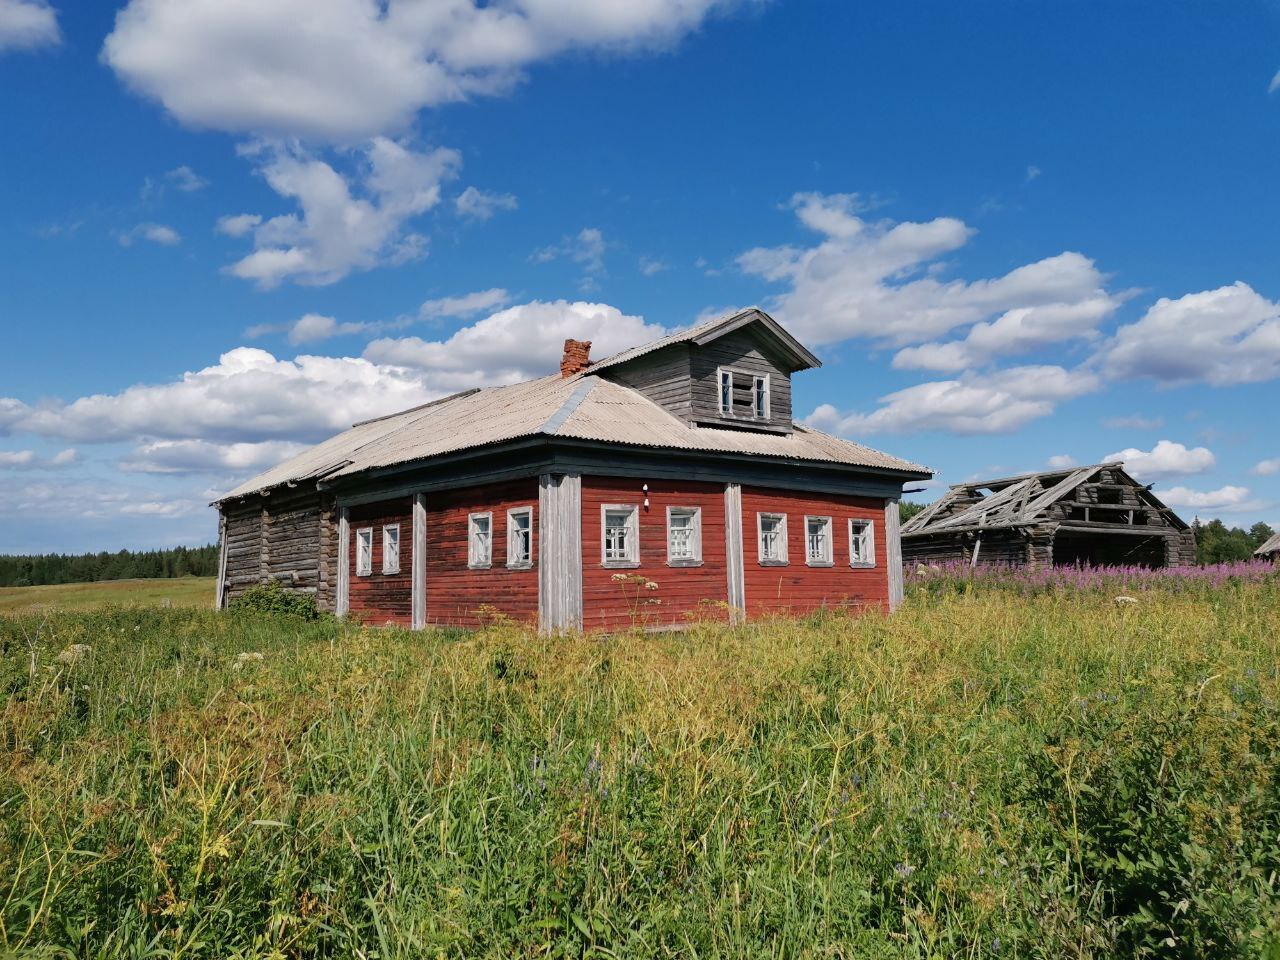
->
xmin=218 ymin=488 xmax=329 ymax=608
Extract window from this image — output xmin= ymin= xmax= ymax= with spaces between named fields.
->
xmin=602 ymin=504 xmax=640 ymax=566
xmin=849 ymin=519 xmax=876 ymax=567
xmin=757 ymin=512 xmax=788 ymax=564
xmin=666 ymin=506 xmax=702 ymax=565
xmin=355 ymin=527 xmax=373 ymax=576
xmin=805 ymin=516 xmax=833 ymax=566
xmin=754 ymin=375 xmax=770 ymax=419
xmin=468 ymin=512 xmax=492 ymax=568
xmin=717 ymin=367 xmax=770 ymax=420
xmin=507 ymin=507 xmax=533 ymax=568
xmin=382 ymin=524 xmax=400 ymax=574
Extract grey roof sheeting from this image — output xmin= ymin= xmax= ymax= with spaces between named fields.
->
xmin=216 ymin=372 xmax=928 ymax=503
xmin=1256 ymin=532 xmax=1280 ymax=557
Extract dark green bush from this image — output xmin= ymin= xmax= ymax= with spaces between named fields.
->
xmin=227 ymin=579 xmax=325 ymax=621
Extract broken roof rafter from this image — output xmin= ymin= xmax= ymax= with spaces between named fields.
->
xmin=903 ymin=462 xmax=1190 ymax=537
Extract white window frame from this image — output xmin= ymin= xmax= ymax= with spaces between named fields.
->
xmin=666 ymin=506 xmax=703 ymax=566
xmin=382 ymin=523 xmax=401 ymax=575
xmin=753 ymin=374 xmax=770 ymax=419
xmin=757 ymin=512 xmax=789 ymax=565
xmin=355 ymin=526 xmax=373 ymax=577
xmin=849 ymin=518 xmax=877 ymax=568
xmin=804 ymin=515 xmax=833 ymax=567
xmin=468 ymin=512 xmax=493 ymax=569
xmin=717 ymin=366 xmax=770 ymax=420
xmin=507 ymin=506 xmax=534 ymax=569
xmin=601 ymin=504 xmax=640 ymax=567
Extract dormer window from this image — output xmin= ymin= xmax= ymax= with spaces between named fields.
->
xmin=717 ymin=368 xmax=769 ymax=420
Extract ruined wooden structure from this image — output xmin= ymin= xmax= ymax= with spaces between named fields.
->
xmin=1256 ymin=532 xmax=1280 ymax=562
xmin=901 ymin=463 xmax=1195 ymax=569
xmin=213 ymin=308 xmax=931 ymax=630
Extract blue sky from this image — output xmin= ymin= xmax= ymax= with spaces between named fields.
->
xmin=1 ymin=0 xmax=1278 ymax=553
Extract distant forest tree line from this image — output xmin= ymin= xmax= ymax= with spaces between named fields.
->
xmin=0 ymin=545 xmax=219 ymax=587
xmin=899 ymin=502 xmax=1273 ymax=566
xmin=0 ymin=512 xmax=1272 ymax=588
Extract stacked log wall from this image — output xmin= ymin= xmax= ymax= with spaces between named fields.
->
xmin=218 ymin=488 xmax=325 ymax=606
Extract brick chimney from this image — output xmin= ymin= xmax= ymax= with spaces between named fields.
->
xmin=560 ymin=338 xmax=592 ymax=377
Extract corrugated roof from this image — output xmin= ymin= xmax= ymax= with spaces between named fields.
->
xmin=1256 ymin=532 xmax=1280 ymax=557
xmin=216 ymin=372 xmax=928 ymax=502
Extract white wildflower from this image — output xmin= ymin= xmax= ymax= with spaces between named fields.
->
xmin=233 ymin=651 xmax=265 ymax=671
xmin=56 ymin=644 xmax=92 ymax=665
xmin=610 ymin=573 xmax=629 ymax=582
xmin=644 ymin=581 xmax=659 ymax=591
xmin=1114 ymin=596 xmax=1138 ymax=605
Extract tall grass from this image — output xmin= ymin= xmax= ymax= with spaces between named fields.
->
xmin=3 ymin=578 xmax=1280 ymax=957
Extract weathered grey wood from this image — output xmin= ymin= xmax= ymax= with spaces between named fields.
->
xmin=412 ymin=493 xmax=427 ymax=630
xmin=538 ymin=473 xmax=582 ymax=633
xmin=884 ymin=499 xmax=904 ymax=611
xmin=904 ymin=461 xmax=1194 ymax=570
xmin=603 ymin=343 xmax=694 ymax=420
xmin=688 ymin=328 xmax=794 ymax=429
xmin=215 ymin=513 xmax=228 ymax=610
xmin=724 ymin=482 xmax=746 ymax=622
xmin=336 ymin=506 xmax=350 ymax=617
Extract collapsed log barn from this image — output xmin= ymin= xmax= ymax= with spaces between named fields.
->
xmin=901 ymin=463 xmax=1195 ymax=569
xmin=213 ymin=309 xmax=932 ymax=631
xmin=1257 ymin=532 xmax=1280 ymax=562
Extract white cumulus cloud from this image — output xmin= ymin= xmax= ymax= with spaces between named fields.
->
xmin=1099 ymin=282 xmax=1280 ymax=386
xmin=1252 ymin=458 xmax=1280 ymax=477
xmin=419 ymin=288 xmax=510 ymax=320
xmin=1103 ymin=440 xmax=1216 ymax=481
xmin=102 ymin=0 xmax=741 ymax=141
xmin=1159 ymin=485 xmax=1255 ymax=512
xmin=804 ymin=365 xmax=1100 ymax=437
xmin=365 ymin=299 xmax=666 ymax=388
xmin=0 ymin=0 xmax=59 ymax=52
xmin=224 ymin=139 xmax=460 ymax=288
xmin=455 ymin=185 xmax=517 ymax=221
xmin=120 ymin=439 xmax=308 ymax=474
xmin=117 ymin=222 xmax=181 ymax=246
xmin=738 ymin=191 xmax=1122 ymax=354
xmin=14 ymin=348 xmax=439 ymax=445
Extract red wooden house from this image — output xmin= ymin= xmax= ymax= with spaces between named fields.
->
xmin=213 ymin=309 xmax=931 ymax=631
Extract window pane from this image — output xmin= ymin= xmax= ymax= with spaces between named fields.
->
xmin=669 ymin=509 xmax=697 ymax=560
xmin=509 ymin=511 xmax=531 ymax=564
xmin=755 ymin=377 xmax=766 ymax=418
xmin=806 ymin=518 xmax=829 ymax=563
xmin=383 ymin=526 xmax=400 ymax=573
xmin=470 ymin=515 xmax=491 ymax=566
xmin=850 ymin=521 xmax=873 ymax=564
xmin=760 ymin=514 xmax=785 ymax=561
xmin=719 ymin=371 xmax=732 ymax=413
xmin=604 ymin=508 xmax=634 ymax=562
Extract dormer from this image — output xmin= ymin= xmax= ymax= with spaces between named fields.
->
xmin=588 ymin=308 xmax=821 ymax=434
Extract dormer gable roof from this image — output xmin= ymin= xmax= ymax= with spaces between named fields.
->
xmin=588 ymin=307 xmax=821 ymax=376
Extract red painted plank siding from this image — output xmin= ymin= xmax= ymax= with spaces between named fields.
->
xmin=425 ymin=479 xmax=540 ymax=628
xmin=347 ymin=498 xmax=413 ymax=626
xmin=581 ymin=476 xmax=729 ymax=631
xmin=740 ymin=486 xmax=889 ymax=617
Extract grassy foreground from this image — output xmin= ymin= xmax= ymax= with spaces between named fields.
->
xmin=3 ymin=580 xmax=1280 ymax=957
xmin=0 ymin=577 xmax=215 ymax=615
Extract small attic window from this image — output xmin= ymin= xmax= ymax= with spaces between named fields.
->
xmin=718 ymin=368 xmax=769 ymax=419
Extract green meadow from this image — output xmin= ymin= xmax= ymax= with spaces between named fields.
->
xmin=0 ymin=577 xmax=215 ymax=615
xmin=3 ymin=576 xmax=1280 ymax=957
